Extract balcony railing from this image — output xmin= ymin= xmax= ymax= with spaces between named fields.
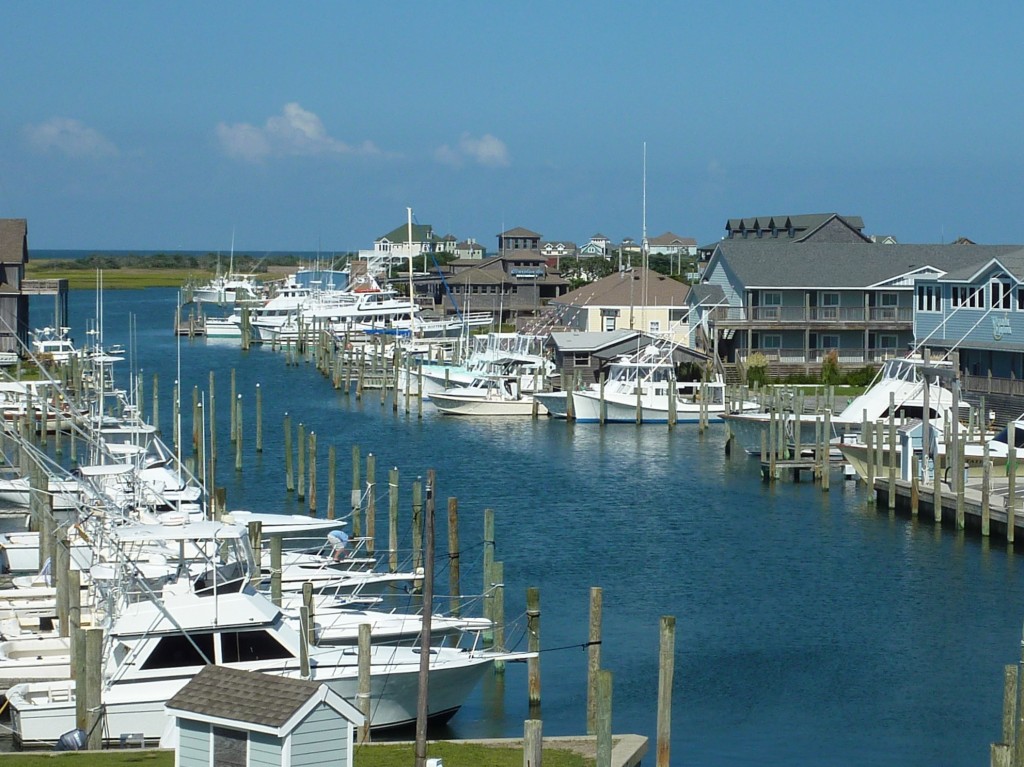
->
xmin=963 ymin=373 xmax=1024 ymax=397
xmin=727 ymin=306 xmax=912 ymax=324
xmin=738 ymin=347 xmax=900 ymax=365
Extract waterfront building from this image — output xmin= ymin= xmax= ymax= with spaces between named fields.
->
xmin=547 ymin=266 xmax=690 ymax=345
xmin=442 ymin=251 xmax=569 ymax=324
xmin=913 ymin=247 xmax=1024 ymax=422
xmin=647 ymin=231 xmax=697 ymax=258
xmin=700 ymin=238 xmax=1022 ymax=376
xmin=0 ymin=219 xmax=30 ymax=354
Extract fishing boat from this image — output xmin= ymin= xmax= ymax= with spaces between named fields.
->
xmin=723 ymin=355 xmax=958 ymax=455
xmin=5 ymin=588 xmax=509 ymax=745
xmin=540 ymin=343 xmax=755 ymax=424
xmin=430 ymin=375 xmax=546 ymax=416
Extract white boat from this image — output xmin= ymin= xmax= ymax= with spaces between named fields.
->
xmin=30 ymin=327 xmax=78 ymax=364
xmin=431 ymin=376 xmax=547 ymax=416
xmin=724 ymin=355 xmax=957 ymax=455
xmin=550 ymin=343 xmax=756 ymax=424
xmin=6 ymin=588 xmax=508 ymax=745
xmin=191 ymin=273 xmax=262 ymax=305
xmin=0 ymin=636 xmax=71 ymax=691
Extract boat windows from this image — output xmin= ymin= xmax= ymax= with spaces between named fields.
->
xmin=220 ymin=629 xmax=293 ymax=663
xmin=140 ymin=633 xmax=214 ymax=669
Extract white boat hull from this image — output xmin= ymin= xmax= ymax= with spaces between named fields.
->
xmin=430 ymin=392 xmax=545 ymax=416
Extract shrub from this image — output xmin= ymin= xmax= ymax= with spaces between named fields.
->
xmin=821 ymin=350 xmax=841 ymax=385
xmin=746 ymin=351 xmax=769 ymax=386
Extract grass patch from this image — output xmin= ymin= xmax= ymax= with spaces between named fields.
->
xmin=24 ymin=265 xmax=213 ymax=290
xmin=0 ymin=743 xmax=595 ymax=767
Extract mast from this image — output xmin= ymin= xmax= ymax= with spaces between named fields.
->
xmin=407 ymin=207 xmax=416 ymax=335
xmin=641 ymin=142 xmax=649 ymax=331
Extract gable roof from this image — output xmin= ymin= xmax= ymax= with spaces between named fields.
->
xmin=500 ymin=227 xmax=541 ymax=238
xmin=707 ymin=240 xmax=1024 ymax=289
xmin=687 ymin=283 xmax=726 ymax=306
xmin=649 ymin=232 xmax=697 ymax=247
xmin=166 ymin=666 xmax=359 ymax=735
xmin=936 ymin=248 xmax=1024 ymax=283
xmin=552 ymin=267 xmax=689 ymax=307
xmin=726 ymin=213 xmax=865 ymax=234
xmin=378 ymin=223 xmax=436 ymax=244
xmin=0 ymin=219 xmax=28 ymax=265
xmin=547 ymin=329 xmax=642 ymax=352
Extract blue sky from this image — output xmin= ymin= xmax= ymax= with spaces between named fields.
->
xmin=3 ymin=2 xmax=1023 ymax=252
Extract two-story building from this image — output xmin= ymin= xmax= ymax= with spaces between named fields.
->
xmin=701 ymin=239 xmax=1021 ymax=372
xmin=0 ymin=219 xmax=29 ymax=354
xmin=647 ymin=232 xmax=697 ymax=257
xmin=441 ymin=251 xmax=569 ymax=323
xmin=913 ymin=248 xmax=1024 ymax=417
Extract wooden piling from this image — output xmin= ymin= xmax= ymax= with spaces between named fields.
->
xmin=1004 ymin=665 xmax=1019 ymax=751
xmin=284 ymin=413 xmax=294 ymax=492
xmin=299 ymin=605 xmax=310 ymax=678
xmin=822 ymin=408 xmax=831 ymax=492
xmin=152 ymin=372 xmax=159 ymax=432
xmin=235 ymin=395 xmax=243 ymax=471
xmin=412 ymin=479 xmax=424 ymax=577
xmin=982 ymin=441 xmax=991 ymax=536
xmin=527 ymin=586 xmax=541 ymax=708
xmin=388 ymin=467 xmax=399 ymax=573
xmin=230 ymin=368 xmax=237 ymax=441
xmin=865 ymin=422 xmax=875 ymax=501
xmin=309 ymin=432 xmax=317 ymax=516
xmin=596 ymin=669 xmax=613 ymax=767
xmin=255 ymin=383 xmax=263 ymax=452
xmin=366 ymin=453 xmax=376 ymax=554
xmin=911 ymin=455 xmax=920 ymax=517
xmin=351 ymin=445 xmax=362 ymax=538
xmin=358 ymin=623 xmax=372 ymax=743
xmin=587 ymin=585 xmax=603 ymax=735
xmin=248 ymin=521 xmax=263 ymax=587
xmin=327 ymin=445 xmax=337 ymax=520
xmin=888 ymin=395 xmax=896 ymax=510
xmin=492 ymin=560 xmax=505 ymax=668
xmin=524 ymin=720 xmax=543 ymax=767
xmin=447 ymin=496 xmax=460 ymax=617
xmin=302 ymin=581 xmax=316 ymax=646
xmin=85 ymin=627 xmax=103 ymax=749
xmin=297 ymin=422 xmax=306 ymax=500
xmin=1009 ymin=422 xmax=1017 ymax=544
xmin=657 ymin=615 xmax=676 ymax=767
xmin=271 ymin=535 xmax=283 ymax=607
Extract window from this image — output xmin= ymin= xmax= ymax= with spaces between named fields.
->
xmin=880 ymin=292 xmax=898 ymax=306
xmin=213 ymin=726 xmax=247 ymax=767
xmin=1018 ymin=288 xmax=1024 ymax=311
xmin=762 ymin=292 xmax=782 ymax=306
xmin=820 ymin=334 xmax=840 ymax=350
xmin=917 ymin=285 xmax=939 ymax=312
xmin=221 ymin=630 xmax=293 ymax=663
xmin=761 ymin=334 xmax=781 ymax=349
xmin=951 ymin=286 xmax=983 ymax=308
xmin=992 ymin=279 xmax=1012 ymax=310
xmin=820 ymin=292 xmax=840 ymax=307
xmin=649 ymin=320 xmax=661 ymax=334
xmin=572 ymin=352 xmax=591 ymax=367
xmin=603 ymin=315 xmax=616 ymax=331
xmin=141 ymin=634 xmax=215 ymax=669
xmin=878 ymin=334 xmax=898 ymax=349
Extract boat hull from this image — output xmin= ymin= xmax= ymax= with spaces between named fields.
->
xmin=430 ymin=393 xmax=545 ymax=416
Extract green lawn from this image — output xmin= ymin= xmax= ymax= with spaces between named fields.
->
xmin=0 ymin=743 xmax=594 ymax=766
xmin=24 ymin=265 xmax=213 ymax=290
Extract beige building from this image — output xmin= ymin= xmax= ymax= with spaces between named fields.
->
xmin=547 ymin=267 xmax=690 ymax=345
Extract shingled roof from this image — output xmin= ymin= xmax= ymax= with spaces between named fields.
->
xmin=166 ymin=666 xmax=330 ymax=730
xmin=708 ymin=240 xmax=1024 ymax=289
xmin=0 ymin=219 xmax=28 ymax=265
xmin=553 ymin=267 xmax=689 ymax=307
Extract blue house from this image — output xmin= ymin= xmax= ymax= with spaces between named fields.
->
xmin=914 ymin=248 xmax=1024 ymax=381
xmin=166 ymin=665 xmax=362 ymax=767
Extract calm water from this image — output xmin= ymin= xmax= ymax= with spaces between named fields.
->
xmin=29 ymin=289 xmax=1024 ymax=766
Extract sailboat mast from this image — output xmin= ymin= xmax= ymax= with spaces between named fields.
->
xmin=641 ymin=142 xmax=649 ymax=332
xmin=407 ymin=206 xmax=416 ymax=334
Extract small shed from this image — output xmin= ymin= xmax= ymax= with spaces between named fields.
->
xmin=165 ymin=665 xmax=362 ymax=767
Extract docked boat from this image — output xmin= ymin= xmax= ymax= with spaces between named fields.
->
xmin=723 ymin=355 xmax=958 ymax=455
xmin=430 ymin=376 xmax=547 ymax=416
xmin=5 ymin=588 xmax=507 ymax=745
xmin=543 ymin=343 xmax=755 ymax=424
xmin=191 ymin=273 xmax=262 ymax=305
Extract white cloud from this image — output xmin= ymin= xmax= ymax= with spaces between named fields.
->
xmin=435 ymin=133 xmax=510 ymax=168
xmin=24 ymin=118 xmax=118 ymax=159
xmin=217 ymin=102 xmax=379 ymax=162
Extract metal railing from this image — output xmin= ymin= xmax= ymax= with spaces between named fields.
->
xmin=727 ymin=306 xmax=912 ymax=324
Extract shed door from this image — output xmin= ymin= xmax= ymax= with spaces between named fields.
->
xmin=213 ymin=726 xmax=247 ymax=767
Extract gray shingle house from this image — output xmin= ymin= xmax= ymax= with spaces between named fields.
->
xmin=166 ymin=665 xmax=361 ymax=767
xmin=701 ymin=239 xmax=1022 ymax=372
xmin=0 ymin=219 xmax=30 ymax=354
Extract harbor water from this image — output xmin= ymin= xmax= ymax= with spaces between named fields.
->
xmin=26 ymin=288 xmax=1024 ymax=765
